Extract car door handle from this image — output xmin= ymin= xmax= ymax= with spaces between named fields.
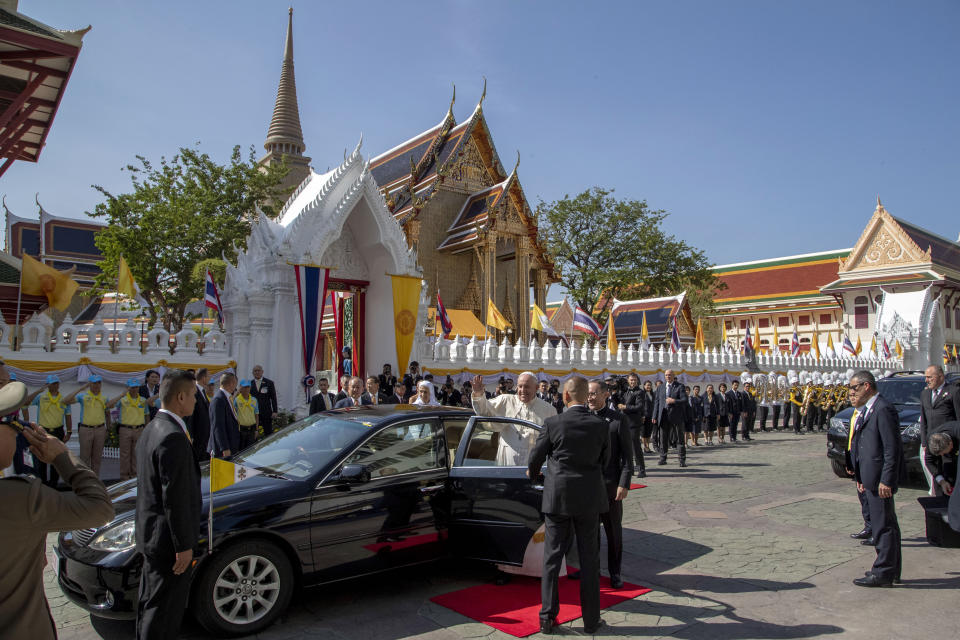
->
xmin=419 ymin=484 xmax=445 ymax=495
xmin=531 ymin=484 xmax=544 ymax=491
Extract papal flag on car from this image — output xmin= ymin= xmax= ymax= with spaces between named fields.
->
xmin=210 ymin=457 xmax=262 ymax=493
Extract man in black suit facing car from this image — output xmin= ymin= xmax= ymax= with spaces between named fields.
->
xmin=849 ymin=370 xmax=905 ymax=588
xmin=135 ymin=370 xmax=202 ymax=639
xmin=528 ymin=375 xmax=609 ymax=635
xmin=920 ymin=365 xmax=960 ymax=496
xmin=587 ymin=380 xmax=633 ymax=589
xmin=652 ymin=369 xmax=688 ymax=467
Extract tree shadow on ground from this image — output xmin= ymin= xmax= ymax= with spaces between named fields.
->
xmin=649 ymin=572 xmax=813 ymax=594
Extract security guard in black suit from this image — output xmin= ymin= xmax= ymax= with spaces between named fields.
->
xmin=528 ymin=376 xmax=609 ymax=635
xmin=849 ymin=370 xmax=906 ymax=587
xmin=588 ymin=380 xmax=633 ymax=589
xmin=135 ymin=370 xmax=202 ymax=639
xmin=652 ymin=369 xmax=689 ymax=466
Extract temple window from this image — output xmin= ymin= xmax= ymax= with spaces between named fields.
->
xmin=854 ymin=296 xmax=869 ymax=329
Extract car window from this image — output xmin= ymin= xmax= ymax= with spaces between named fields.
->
xmin=344 ymin=420 xmax=441 ymax=478
xmin=877 ymin=379 xmax=924 ymax=405
xmin=233 ymin=414 xmax=367 ymax=479
xmin=442 ymin=418 xmax=468 ymax=468
xmin=460 ymin=419 xmax=541 ymax=467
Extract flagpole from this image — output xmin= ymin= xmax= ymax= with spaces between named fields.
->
xmin=14 ymin=267 xmax=23 ymax=350
xmin=208 ymin=477 xmax=214 ymax=554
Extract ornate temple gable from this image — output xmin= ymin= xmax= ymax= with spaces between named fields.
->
xmin=839 ymin=200 xmax=931 ymax=273
xmin=319 ymin=223 xmax=369 ymax=281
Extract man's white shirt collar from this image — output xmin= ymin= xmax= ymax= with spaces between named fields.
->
xmin=158 ymin=408 xmax=189 ymax=437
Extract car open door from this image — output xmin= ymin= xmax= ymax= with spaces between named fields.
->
xmin=447 ymin=416 xmax=544 ymax=565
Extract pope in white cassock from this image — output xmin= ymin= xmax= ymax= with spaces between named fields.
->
xmin=471 ymin=371 xmax=558 ymax=579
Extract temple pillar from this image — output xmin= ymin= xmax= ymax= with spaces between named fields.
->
xmin=517 ymin=237 xmax=531 ymax=338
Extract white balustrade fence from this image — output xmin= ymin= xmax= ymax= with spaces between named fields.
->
xmin=417 ymin=335 xmax=905 ymax=383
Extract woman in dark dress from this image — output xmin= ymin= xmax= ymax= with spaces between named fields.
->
xmin=703 ymin=384 xmax=721 ymax=444
xmin=688 ymin=385 xmax=704 ymax=446
xmin=641 ymin=379 xmax=655 ymax=453
xmin=716 ymin=383 xmax=729 ymax=444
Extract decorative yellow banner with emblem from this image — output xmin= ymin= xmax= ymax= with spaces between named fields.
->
xmin=390 ymin=274 xmax=422 ymax=375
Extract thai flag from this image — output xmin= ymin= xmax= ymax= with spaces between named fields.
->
xmin=842 ymin=334 xmax=857 ymax=356
xmin=437 ymin=292 xmax=453 ymax=337
xmin=293 ymin=266 xmax=330 ymax=377
xmin=743 ymin=325 xmax=753 ymax=353
xmin=204 ymin=270 xmax=224 ymax=326
xmin=882 ymin=337 xmax=891 ymax=359
xmin=669 ymin=315 xmax=681 ymax=353
xmin=572 ymin=305 xmax=601 ymax=338
xmin=791 ymin=329 xmax=800 ymax=357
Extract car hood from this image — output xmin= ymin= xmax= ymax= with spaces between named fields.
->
xmin=104 ymin=464 xmax=296 ymax=523
xmin=831 ymin=404 xmax=920 ymax=429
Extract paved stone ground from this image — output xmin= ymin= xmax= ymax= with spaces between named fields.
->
xmin=47 ymin=430 xmax=960 ymax=639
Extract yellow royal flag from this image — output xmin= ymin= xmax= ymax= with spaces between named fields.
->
xmin=117 ymin=255 xmax=138 ymax=299
xmin=641 ymin=310 xmax=650 ymax=344
xmin=721 ymin=318 xmax=727 ymax=347
xmin=953 ymin=344 xmax=959 ymax=360
xmin=390 ymin=275 xmax=422 ymax=374
xmin=855 ymin=335 xmax=863 ymax=355
xmin=210 ymin=457 xmax=261 ymax=493
xmin=606 ymin=314 xmax=618 ymax=355
xmin=812 ymin=330 xmax=821 ymax=359
xmin=20 ymin=253 xmax=78 ymax=311
xmin=694 ymin=318 xmax=705 ymax=353
xmin=771 ymin=323 xmax=779 ymax=354
xmin=486 ymin=298 xmax=511 ymax=331
xmin=895 ymin=339 xmax=903 ymax=359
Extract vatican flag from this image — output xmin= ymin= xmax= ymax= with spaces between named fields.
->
xmin=694 ymin=318 xmax=705 ymax=353
xmin=826 ymin=332 xmax=835 ymax=355
xmin=771 ymin=322 xmax=779 ymax=354
xmin=210 ymin=457 xmax=262 ymax=493
xmin=531 ymin=303 xmax=559 ymax=337
xmin=391 ymin=274 xmax=422 ymax=374
xmin=486 ymin=298 xmax=511 ymax=331
xmin=870 ymin=335 xmax=877 ymax=356
xmin=641 ymin=310 xmax=650 ymax=348
xmin=117 ymin=255 xmax=139 ymax=299
xmin=812 ymin=330 xmax=821 ymax=359
xmin=606 ymin=314 xmax=618 ymax=355
xmin=20 ymin=253 xmax=78 ymax=311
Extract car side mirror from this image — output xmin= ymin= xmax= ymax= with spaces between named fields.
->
xmin=339 ymin=463 xmax=370 ymax=484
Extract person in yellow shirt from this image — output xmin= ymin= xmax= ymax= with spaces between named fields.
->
xmin=64 ymin=376 xmax=123 ymax=478
xmin=24 ymin=375 xmax=72 ymax=487
xmin=118 ymin=378 xmax=151 ymax=480
xmin=234 ymin=379 xmax=259 ymax=450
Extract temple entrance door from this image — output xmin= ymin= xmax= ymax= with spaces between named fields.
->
xmin=329 ymin=278 xmax=369 ymax=384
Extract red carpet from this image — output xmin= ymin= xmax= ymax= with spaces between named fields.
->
xmin=430 ymin=575 xmax=651 ymax=637
xmin=629 ymin=483 xmax=647 ymax=489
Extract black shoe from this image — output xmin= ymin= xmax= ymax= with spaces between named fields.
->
xmin=679 ymin=461 xmax=687 ymax=467
xmin=637 ymin=470 xmax=646 ymax=478
xmin=860 ymin=538 xmax=876 ymax=546
xmin=853 ymin=574 xmax=893 ymax=588
xmin=850 ymin=529 xmax=872 ymax=540
xmin=609 ymin=574 xmax=624 ymax=589
xmin=567 ymin=569 xmax=581 ymax=580
xmin=865 ymin=571 xmax=902 ymax=584
xmin=584 ymin=619 xmax=606 ymax=634
xmin=744 ymin=437 xmax=752 ymax=441
xmin=540 ymin=619 xmax=557 ymax=634
xmin=657 ymin=460 xmax=667 ymax=466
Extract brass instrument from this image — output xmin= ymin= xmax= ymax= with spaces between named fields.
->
xmin=800 ymin=384 xmax=815 ymax=417
xmin=789 ymin=384 xmax=803 ymax=407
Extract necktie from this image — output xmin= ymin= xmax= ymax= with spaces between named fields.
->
xmin=847 ymin=409 xmax=858 ymax=450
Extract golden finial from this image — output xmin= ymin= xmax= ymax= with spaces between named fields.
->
xmin=447 ymin=83 xmax=456 ymax=119
xmin=876 ymin=195 xmax=883 ymax=211
xmin=479 ymin=76 xmax=487 ymax=107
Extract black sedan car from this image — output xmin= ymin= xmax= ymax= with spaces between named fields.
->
xmin=826 ymin=373 xmax=928 ymax=478
xmin=55 ymin=406 xmax=546 ymax=636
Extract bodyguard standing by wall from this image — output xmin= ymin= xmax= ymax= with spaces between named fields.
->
xmin=528 ymin=376 xmax=609 ymax=635
xmin=251 ymin=365 xmax=278 ymax=437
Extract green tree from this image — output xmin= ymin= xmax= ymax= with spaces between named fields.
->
xmin=538 ymin=187 xmax=723 ymax=325
xmin=89 ymin=146 xmax=288 ymax=331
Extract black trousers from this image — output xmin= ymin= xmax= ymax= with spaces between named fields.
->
xmin=792 ymin=405 xmax=802 ymax=433
xmin=629 ymin=427 xmax=645 ymax=471
xmin=862 ymin=488 xmax=901 ymax=581
xmin=136 ymin=555 xmax=194 ymax=640
xmin=758 ymin=406 xmax=769 ymax=430
xmin=728 ymin=414 xmax=740 ymax=441
xmin=239 ymin=425 xmax=257 ymax=450
xmin=781 ymin=403 xmax=791 ymax=430
xmin=771 ymin=405 xmax=781 ymax=429
xmin=258 ymin=413 xmax=274 ymax=437
xmin=600 ymin=485 xmax=624 ymax=578
xmin=744 ymin=412 xmax=755 ymax=439
xmin=36 ymin=427 xmax=65 ymax=487
xmin=658 ymin=421 xmax=686 ymax=463
xmin=858 ymin=485 xmax=872 ymax=534
xmin=542 ymin=512 xmax=601 ymax=627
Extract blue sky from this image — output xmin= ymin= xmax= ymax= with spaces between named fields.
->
xmin=5 ymin=1 xmax=959 ymax=281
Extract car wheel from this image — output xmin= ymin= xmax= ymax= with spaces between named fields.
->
xmin=193 ymin=539 xmax=293 ymax=637
xmin=829 ymin=458 xmax=848 ymax=479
